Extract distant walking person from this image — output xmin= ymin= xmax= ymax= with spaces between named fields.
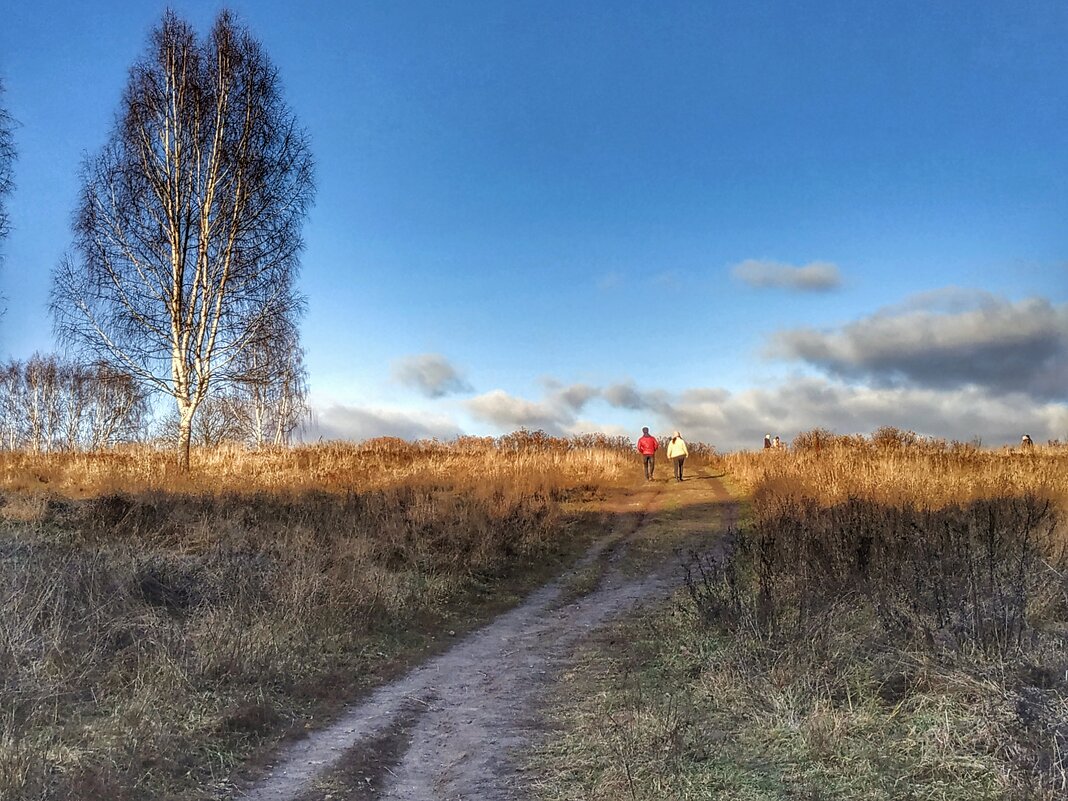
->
xmin=637 ymin=427 xmax=658 ymax=480
xmin=773 ymin=435 xmax=782 ymax=449
xmin=667 ymin=431 xmax=688 ymax=482
xmin=1021 ymin=434 xmax=1034 ymax=448
xmin=764 ymin=433 xmax=772 ymax=449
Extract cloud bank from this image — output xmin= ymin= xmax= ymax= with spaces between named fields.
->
xmin=302 ymin=379 xmax=1066 ymax=451
xmin=306 ymin=289 xmax=1066 ymax=450
xmin=647 ymin=379 xmax=1067 ymax=450
xmin=463 ymin=376 xmax=1067 ymax=450
xmin=771 ymin=295 xmax=1068 ymax=400
xmin=731 ymin=259 xmax=842 ymax=291
xmin=455 ymin=289 xmax=1068 ymax=449
xmin=392 ymin=353 xmax=473 ymax=398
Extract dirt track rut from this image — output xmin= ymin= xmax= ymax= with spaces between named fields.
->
xmin=235 ymin=471 xmax=734 ymax=801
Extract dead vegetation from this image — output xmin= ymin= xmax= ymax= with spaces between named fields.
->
xmin=725 ymin=425 xmax=1067 ymax=507
xmin=532 ymin=430 xmax=1068 ymax=800
xmin=0 ymin=434 xmax=638 ymax=801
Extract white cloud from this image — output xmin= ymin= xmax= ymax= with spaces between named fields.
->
xmin=553 ymin=383 xmax=600 ymax=410
xmin=392 ymin=353 xmax=473 ymax=398
xmin=305 ymin=403 xmax=462 ymax=442
xmin=466 ymin=389 xmax=568 ymax=433
xmin=602 ymin=382 xmax=672 ymax=413
xmin=731 ymin=259 xmax=842 ymax=291
xmin=880 ymin=286 xmax=1004 ymax=315
xmin=467 ymin=383 xmax=604 ymax=434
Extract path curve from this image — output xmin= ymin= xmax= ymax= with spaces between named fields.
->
xmin=234 ymin=471 xmax=734 ymax=801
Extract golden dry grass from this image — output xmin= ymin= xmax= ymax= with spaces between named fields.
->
xmin=724 ymin=433 xmax=1068 ymax=509
xmin=0 ymin=434 xmax=649 ymax=801
xmin=0 ymin=433 xmax=638 ymax=499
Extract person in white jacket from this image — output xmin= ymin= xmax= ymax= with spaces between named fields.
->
xmin=667 ymin=431 xmax=688 ymax=482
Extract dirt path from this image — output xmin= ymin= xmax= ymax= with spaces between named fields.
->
xmin=234 ymin=469 xmax=735 ymax=801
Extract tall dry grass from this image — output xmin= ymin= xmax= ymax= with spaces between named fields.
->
xmin=724 ymin=428 xmax=1067 ymax=507
xmin=0 ymin=434 xmax=638 ymax=801
xmin=0 ymin=432 xmax=637 ymax=498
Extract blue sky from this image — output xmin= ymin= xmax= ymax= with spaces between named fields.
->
xmin=1 ymin=1 xmax=1066 ymax=448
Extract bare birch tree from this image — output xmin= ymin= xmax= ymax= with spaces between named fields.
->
xmin=51 ymin=10 xmax=314 ymax=468
xmin=232 ymin=316 xmax=309 ymax=446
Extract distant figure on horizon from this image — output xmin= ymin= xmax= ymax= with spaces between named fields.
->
xmin=637 ymin=427 xmax=658 ymax=481
xmin=667 ymin=431 xmax=689 ymax=482
xmin=763 ymin=433 xmax=772 ymax=449
xmin=1021 ymin=434 xmax=1034 ymax=448
xmin=773 ymin=435 xmax=782 ymax=449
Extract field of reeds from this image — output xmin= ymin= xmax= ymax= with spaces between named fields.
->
xmin=0 ymin=434 xmax=639 ymax=801
xmin=532 ymin=429 xmax=1068 ymax=800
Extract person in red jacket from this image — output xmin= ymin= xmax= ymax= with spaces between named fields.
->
xmin=637 ymin=427 xmax=658 ymax=481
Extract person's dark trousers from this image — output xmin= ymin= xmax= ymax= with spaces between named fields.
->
xmin=643 ymin=455 xmax=655 ymax=480
xmin=673 ymin=456 xmax=685 ymax=481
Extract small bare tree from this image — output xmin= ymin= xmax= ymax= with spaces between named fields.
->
xmin=180 ymin=393 xmax=248 ymax=448
xmin=51 ymin=10 xmax=313 ymax=468
xmin=0 ymin=354 xmax=148 ymax=451
xmin=233 ymin=317 xmax=309 ymax=446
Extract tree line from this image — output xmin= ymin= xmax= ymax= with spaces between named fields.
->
xmin=0 ymin=352 xmax=306 ymax=451
xmin=1 ymin=9 xmax=315 ymax=467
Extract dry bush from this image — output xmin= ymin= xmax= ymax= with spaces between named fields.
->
xmin=0 ymin=435 xmax=636 ymax=801
xmin=688 ymin=496 xmax=1064 ymax=653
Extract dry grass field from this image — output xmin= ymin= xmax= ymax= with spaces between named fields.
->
xmin=532 ymin=429 xmax=1068 ymax=801
xmin=0 ymin=434 xmax=644 ymax=801
xmin=5 ymin=428 xmax=1067 ymax=800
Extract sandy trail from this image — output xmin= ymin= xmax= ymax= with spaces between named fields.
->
xmin=235 ymin=470 xmax=734 ymax=801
